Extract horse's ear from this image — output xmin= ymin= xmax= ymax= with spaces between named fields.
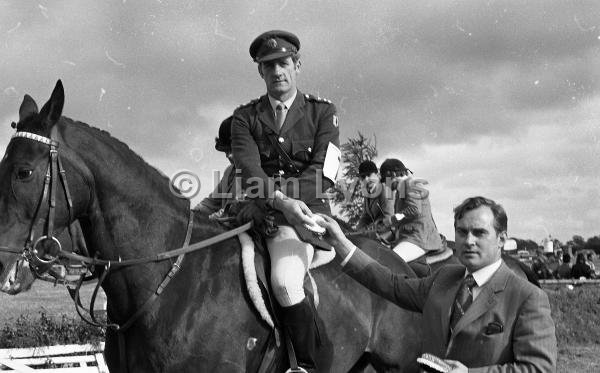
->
xmin=19 ymin=94 xmax=38 ymax=122
xmin=39 ymin=80 xmax=65 ymax=129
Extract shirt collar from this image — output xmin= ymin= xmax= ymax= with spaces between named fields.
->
xmin=466 ymin=259 xmax=502 ymax=288
xmin=268 ymin=90 xmax=297 ymax=113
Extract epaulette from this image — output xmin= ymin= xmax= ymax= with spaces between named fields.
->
xmin=237 ymin=97 xmax=260 ymax=109
xmin=304 ymin=93 xmax=332 ymax=104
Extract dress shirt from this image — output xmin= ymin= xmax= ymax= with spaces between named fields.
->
xmin=268 ymin=90 xmax=297 ymax=116
xmin=467 ymin=259 xmax=502 ymax=300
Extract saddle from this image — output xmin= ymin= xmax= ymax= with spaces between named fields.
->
xmin=212 ymin=200 xmax=335 ymax=372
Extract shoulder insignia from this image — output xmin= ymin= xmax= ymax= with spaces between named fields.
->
xmin=237 ymin=97 xmax=260 ymax=109
xmin=305 ymin=93 xmax=333 ymax=104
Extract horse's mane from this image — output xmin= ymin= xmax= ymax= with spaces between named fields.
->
xmin=60 ymin=117 xmax=173 ymax=186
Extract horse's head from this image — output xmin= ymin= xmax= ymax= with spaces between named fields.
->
xmin=0 ymin=80 xmax=91 ymax=294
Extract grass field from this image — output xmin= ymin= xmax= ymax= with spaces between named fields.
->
xmin=559 ymin=345 xmax=600 ymax=373
xmin=1 ymin=281 xmax=599 ymax=372
xmin=0 ymin=281 xmax=106 ymax=325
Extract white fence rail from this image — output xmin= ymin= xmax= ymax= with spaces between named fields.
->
xmin=0 ymin=343 xmax=107 ymax=372
xmin=540 ymin=279 xmax=600 ymax=286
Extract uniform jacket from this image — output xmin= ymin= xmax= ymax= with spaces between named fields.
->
xmin=343 ymin=250 xmax=557 ymax=372
xmin=231 ymin=91 xmax=339 ymax=215
xmin=393 ymin=177 xmax=443 ymax=252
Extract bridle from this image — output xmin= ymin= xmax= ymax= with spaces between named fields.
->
xmin=0 ymin=128 xmax=253 ymax=373
xmin=0 ymin=129 xmax=72 ymax=277
xmin=0 ymin=128 xmax=252 ymax=270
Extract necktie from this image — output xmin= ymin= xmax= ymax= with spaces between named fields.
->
xmin=275 ymin=103 xmax=287 ymax=130
xmin=449 ymin=274 xmax=476 ymax=333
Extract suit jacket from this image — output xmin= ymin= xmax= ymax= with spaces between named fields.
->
xmin=343 ymin=249 xmax=557 ymax=372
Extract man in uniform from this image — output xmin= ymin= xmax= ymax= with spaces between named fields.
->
xmin=231 ymin=30 xmax=339 ymax=372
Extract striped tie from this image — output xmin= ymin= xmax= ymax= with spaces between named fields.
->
xmin=449 ymin=274 xmax=476 ymax=333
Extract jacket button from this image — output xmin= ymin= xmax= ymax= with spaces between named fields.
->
xmin=278 ymin=137 xmax=284 ymax=143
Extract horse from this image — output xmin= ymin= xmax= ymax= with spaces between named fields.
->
xmin=0 ymin=80 xmax=425 ymax=372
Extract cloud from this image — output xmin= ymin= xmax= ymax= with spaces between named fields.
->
xmin=1 ymin=0 xmax=599 ymax=241
xmin=380 ymin=94 xmax=600 ymax=241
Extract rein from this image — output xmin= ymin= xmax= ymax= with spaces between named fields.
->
xmin=0 ymin=222 xmax=253 ymax=267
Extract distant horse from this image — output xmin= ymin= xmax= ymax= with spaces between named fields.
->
xmin=0 ymin=81 xmax=425 ymax=372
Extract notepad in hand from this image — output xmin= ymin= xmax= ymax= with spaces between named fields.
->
xmin=416 ymin=353 xmax=452 ymax=373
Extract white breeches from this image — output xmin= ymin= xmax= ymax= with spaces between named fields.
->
xmin=267 ymin=225 xmax=314 ymax=307
xmin=392 ymin=240 xmax=427 ymax=263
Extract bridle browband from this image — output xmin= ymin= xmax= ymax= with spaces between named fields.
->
xmin=2 ymin=129 xmax=253 ymax=373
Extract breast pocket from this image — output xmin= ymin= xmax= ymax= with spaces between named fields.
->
xmin=291 ymin=140 xmax=314 ymax=163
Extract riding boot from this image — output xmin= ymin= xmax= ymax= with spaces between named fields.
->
xmin=281 ymin=297 xmax=317 ymax=372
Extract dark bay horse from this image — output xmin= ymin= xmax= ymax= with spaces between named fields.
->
xmin=0 ymin=81 xmax=424 ymax=372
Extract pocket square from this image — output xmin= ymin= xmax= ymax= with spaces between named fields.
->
xmin=484 ymin=321 xmax=504 ymax=335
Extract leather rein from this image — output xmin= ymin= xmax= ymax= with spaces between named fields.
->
xmin=0 ymin=129 xmax=252 ymax=372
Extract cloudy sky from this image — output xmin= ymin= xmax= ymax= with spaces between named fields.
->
xmin=1 ymin=0 xmax=599 ymax=243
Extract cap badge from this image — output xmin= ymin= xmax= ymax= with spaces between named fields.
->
xmin=267 ymin=38 xmax=278 ymax=48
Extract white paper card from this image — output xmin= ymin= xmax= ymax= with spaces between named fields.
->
xmin=322 ymin=142 xmax=341 ymax=182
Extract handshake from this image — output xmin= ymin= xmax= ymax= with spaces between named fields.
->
xmin=306 ymin=214 xmax=352 ymax=250
xmin=303 ymin=214 xmax=327 ymax=235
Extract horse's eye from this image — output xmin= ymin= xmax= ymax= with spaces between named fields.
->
xmin=16 ymin=169 xmax=33 ymax=180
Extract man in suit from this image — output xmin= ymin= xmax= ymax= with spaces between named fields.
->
xmin=231 ymin=30 xmax=340 ymax=372
xmin=317 ymin=196 xmax=557 ymax=372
